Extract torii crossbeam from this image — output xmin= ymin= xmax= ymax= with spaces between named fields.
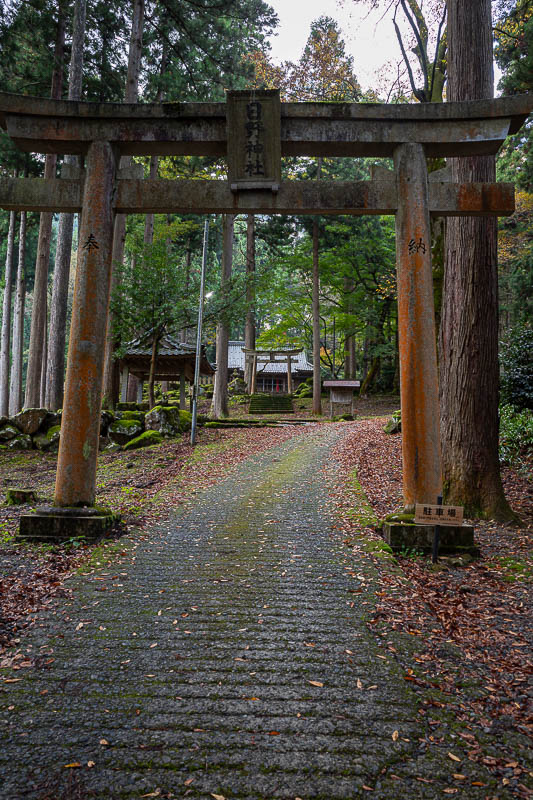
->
xmin=0 ymin=89 xmax=531 ymax=515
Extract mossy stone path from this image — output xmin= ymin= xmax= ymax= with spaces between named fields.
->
xmin=0 ymin=426 xmax=503 ymax=798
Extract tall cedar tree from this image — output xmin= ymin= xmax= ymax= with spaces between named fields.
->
xmin=439 ymin=0 xmax=514 ymax=520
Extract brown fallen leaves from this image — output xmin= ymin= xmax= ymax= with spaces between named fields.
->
xmin=0 ymin=424 xmax=308 ymax=655
xmin=328 ymin=417 xmax=533 ymax=795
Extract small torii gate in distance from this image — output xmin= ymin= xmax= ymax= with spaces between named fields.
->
xmin=0 ymin=89 xmax=531 ymax=528
xmin=242 ymin=347 xmax=302 ymax=394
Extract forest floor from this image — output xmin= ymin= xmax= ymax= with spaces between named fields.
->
xmin=0 ymin=398 xmax=531 ymax=798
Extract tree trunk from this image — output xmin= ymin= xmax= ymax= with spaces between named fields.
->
xmin=180 ymin=246 xmax=192 ymax=345
xmin=359 ymin=356 xmax=380 ymax=397
xmin=102 ymin=0 xmax=144 ymax=408
xmin=212 ymin=215 xmax=234 ymax=418
xmin=25 ymin=7 xmax=65 ymax=408
xmin=440 ymin=0 xmax=513 ymax=520
xmin=312 ymin=216 xmax=322 ymax=415
xmin=9 ymin=211 xmax=26 ymax=415
xmin=0 ymin=210 xmax=16 ymax=415
xmin=46 ymin=0 xmax=87 ymax=410
xmin=148 ymin=334 xmax=159 ymax=410
xmin=244 ymin=214 xmax=256 ymax=392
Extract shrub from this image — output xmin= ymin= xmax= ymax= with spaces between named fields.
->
xmin=499 ymin=404 xmax=533 ymax=471
xmin=500 ymin=326 xmax=533 ymax=410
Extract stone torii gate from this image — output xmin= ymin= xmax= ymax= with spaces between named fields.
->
xmin=242 ymin=347 xmax=302 ymax=394
xmin=0 ymin=89 xmax=531 ymax=520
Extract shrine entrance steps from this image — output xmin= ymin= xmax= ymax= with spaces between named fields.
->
xmin=248 ymin=393 xmax=294 ymax=414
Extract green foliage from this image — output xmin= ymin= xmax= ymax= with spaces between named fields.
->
xmin=500 ymin=326 xmax=533 ymax=410
xmin=499 ymin=404 xmax=533 ymax=473
xmin=498 ymin=193 xmax=533 ymax=327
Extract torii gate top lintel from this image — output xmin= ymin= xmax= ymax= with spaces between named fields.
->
xmin=1 ymin=88 xmax=531 ymax=511
xmin=0 ymin=90 xmax=531 ymax=159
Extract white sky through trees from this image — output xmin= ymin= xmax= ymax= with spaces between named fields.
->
xmin=265 ymin=0 xmax=410 ymax=94
xmin=265 ymin=0 xmax=502 ymax=98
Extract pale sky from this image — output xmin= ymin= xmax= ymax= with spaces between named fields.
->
xmin=265 ymin=0 xmax=502 ymax=98
xmin=265 ymin=0 xmax=410 ymax=95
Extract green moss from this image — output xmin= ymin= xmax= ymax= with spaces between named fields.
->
xmin=178 ymin=409 xmax=192 ymax=431
xmin=384 ymin=511 xmax=415 ymax=524
xmin=111 ymin=418 xmax=142 ymax=431
xmin=346 ymin=470 xmax=379 ymax=527
xmin=363 ymin=540 xmax=394 ymax=556
xmin=117 ymin=410 xmax=144 ymax=421
xmin=123 ymin=430 xmax=163 ymax=451
xmin=33 ymin=425 xmax=61 ymax=451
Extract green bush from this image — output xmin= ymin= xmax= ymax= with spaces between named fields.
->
xmin=499 ymin=404 xmax=533 ymax=470
xmin=500 ymin=326 xmax=533 ymax=410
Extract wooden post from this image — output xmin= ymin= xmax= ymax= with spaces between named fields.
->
xmin=179 ymin=373 xmax=186 ymax=409
xmin=55 ymin=140 xmax=117 ymax=507
xmin=120 ymin=365 xmax=129 ymax=402
xmin=287 ymin=354 xmax=293 ymax=394
xmin=394 ymin=142 xmax=442 ymax=509
xmin=251 ymin=353 xmax=257 ymax=395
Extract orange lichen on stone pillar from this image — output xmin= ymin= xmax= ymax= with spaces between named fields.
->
xmin=394 ymin=142 xmax=442 ymax=508
xmin=55 ymin=140 xmax=117 ymax=506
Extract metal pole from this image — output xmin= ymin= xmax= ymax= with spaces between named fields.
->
xmin=190 ymin=218 xmax=209 ymax=445
xmin=432 ymin=494 xmax=443 ymax=564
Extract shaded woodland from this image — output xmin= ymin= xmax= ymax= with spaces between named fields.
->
xmin=0 ymin=0 xmax=531 ymax=518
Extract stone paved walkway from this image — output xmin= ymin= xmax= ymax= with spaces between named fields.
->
xmin=0 ymin=426 xmax=510 ymax=798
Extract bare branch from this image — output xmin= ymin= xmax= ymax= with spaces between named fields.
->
xmin=392 ymin=5 xmax=422 ymax=101
xmin=400 ymin=0 xmax=429 ymax=95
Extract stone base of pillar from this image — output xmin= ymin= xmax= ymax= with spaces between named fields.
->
xmin=381 ymin=520 xmax=477 ymax=555
xmin=18 ymin=506 xmax=120 ymax=543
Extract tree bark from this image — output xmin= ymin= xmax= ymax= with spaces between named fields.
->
xmin=312 ymin=217 xmax=322 ymax=415
xmin=102 ymin=0 xmax=144 ymax=408
xmin=46 ymin=0 xmax=87 ymax=410
xmin=0 ymin=210 xmax=16 ymax=416
xmin=440 ymin=0 xmax=513 ymax=520
xmin=25 ymin=7 xmax=65 ymax=408
xmin=244 ymin=214 xmax=256 ymax=392
xmin=212 ymin=215 xmax=234 ymax=419
xmin=9 ymin=212 xmax=26 ymax=416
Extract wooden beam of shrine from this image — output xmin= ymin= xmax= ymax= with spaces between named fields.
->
xmin=0 ymin=93 xmax=530 ymax=158
xmin=0 ymin=177 xmax=515 ymax=217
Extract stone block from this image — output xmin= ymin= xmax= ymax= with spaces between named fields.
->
xmin=108 ymin=418 xmax=144 ymax=445
xmin=12 ymin=408 xmax=48 ymax=435
xmin=5 ymin=488 xmax=38 ymax=505
xmin=33 ymin=425 xmax=61 ymax=451
xmin=18 ymin=506 xmax=120 ymax=543
xmin=0 ymin=423 xmax=20 ymax=442
xmin=382 ymin=521 xmax=477 ymax=554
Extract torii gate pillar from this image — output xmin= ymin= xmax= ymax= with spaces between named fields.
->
xmin=54 ymin=141 xmax=117 ymax=506
xmin=394 ymin=143 xmax=442 ymax=508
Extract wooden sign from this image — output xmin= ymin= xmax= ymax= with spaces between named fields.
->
xmin=226 ymin=89 xmax=281 ymax=190
xmin=415 ymin=504 xmax=464 ymax=526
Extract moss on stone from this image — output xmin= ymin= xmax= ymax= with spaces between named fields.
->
xmin=116 ymin=410 xmax=145 ymax=422
xmin=178 ymin=409 xmax=192 ymax=431
xmin=34 ymin=424 xmax=61 ymax=452
xmin=385 ymin=511 xmax=415 ymax=524
xmin=123 ymin=430 xmax=163 ymax=450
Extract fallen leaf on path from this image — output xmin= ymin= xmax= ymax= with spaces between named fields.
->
xmin=308 ymin=680 xmax=323 ymax=687
xmin=64 ymin=762 xmax=81 ymax=768
xmin=392 ymin=730 xmax=399 ymax=741
xmin=448 ymin=753 xmax=461 ymax=762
